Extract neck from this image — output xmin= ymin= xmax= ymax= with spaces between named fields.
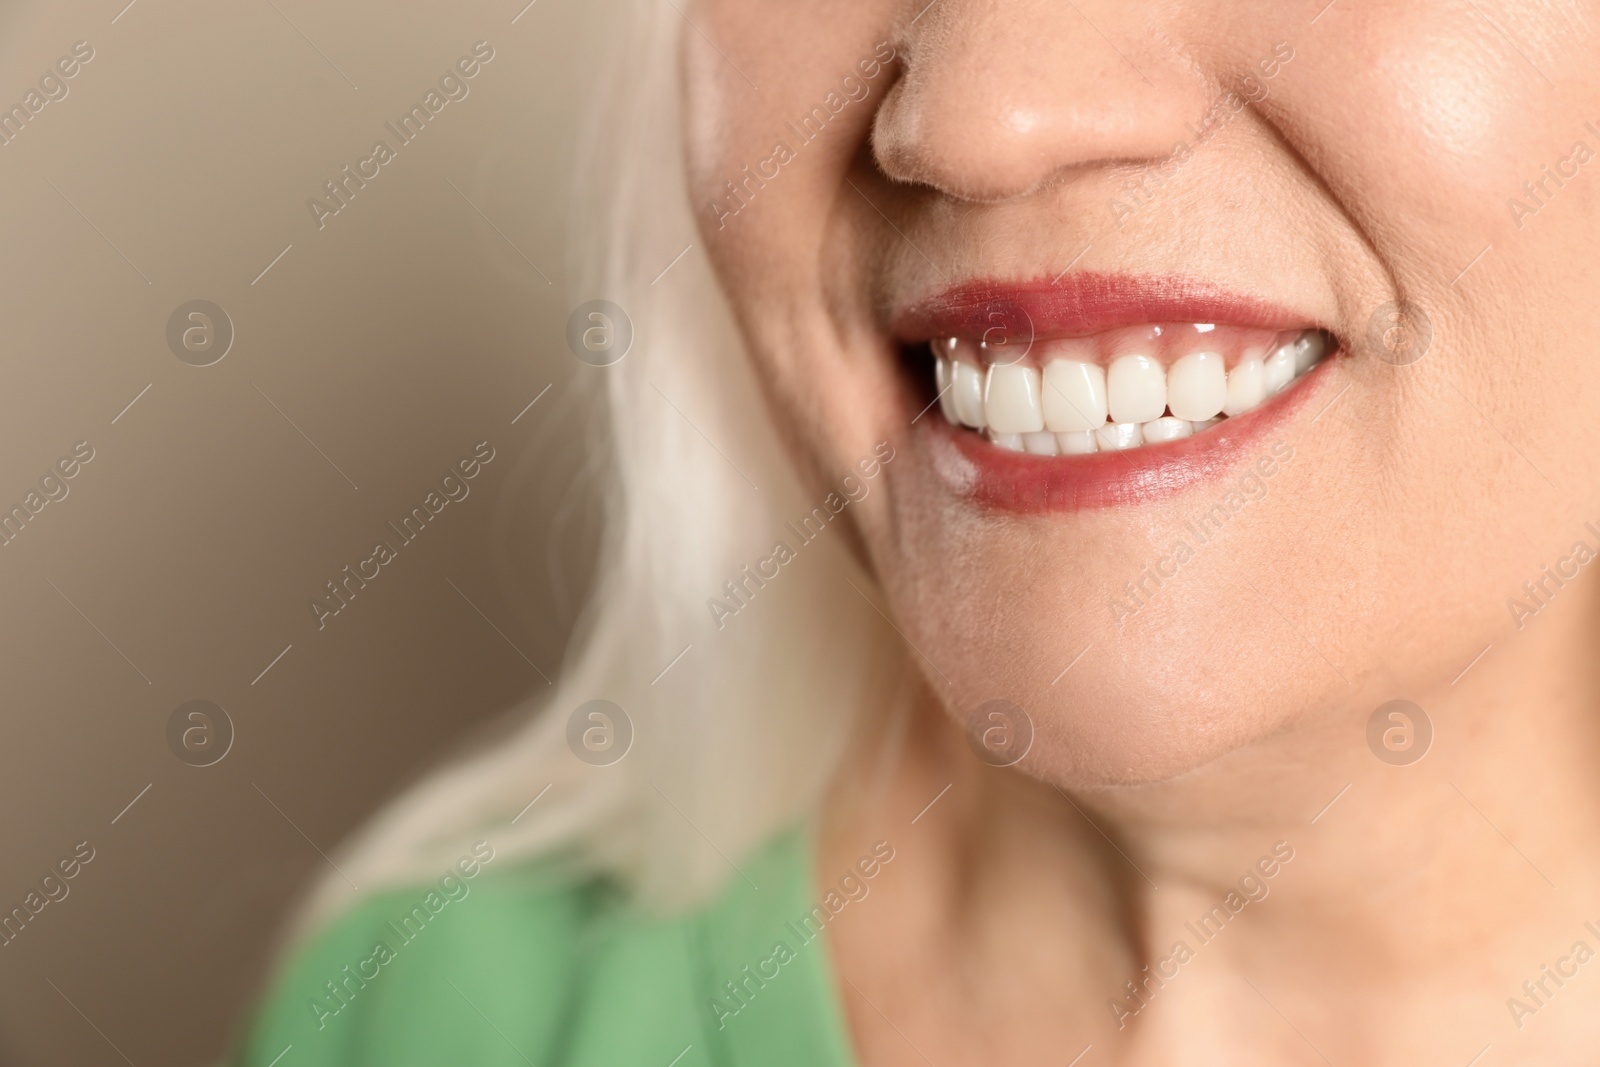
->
xmin=819 ymin=589 xmax=1600 ymax=1061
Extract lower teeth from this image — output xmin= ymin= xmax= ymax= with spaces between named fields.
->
xmin=989 ymin=418 xmax=1208 ymax=456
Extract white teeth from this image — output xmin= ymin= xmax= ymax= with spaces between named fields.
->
xmin=1042 ymin=359 xmax=1108 ymax=432
xmin=984 ymin=363 xmax=1044 ymax=434
xmin=988 ymin=430 xmax=1023 ymax=451
xmin=1263 ymin=344 xmax=1296 ymax=396
xmin=935 ymin=358 xmax=960 ymax=424
xmin=1022 ymin=431 xmax=1059 ymax=455
xmin=1165 ymin=351 xmax=1226 ymax=422
xmin=1056 ymin=430 xmax=1097 ymax=454
xmin=1141 ymin=416 xmax=1192 ymax=443
xmin=1107 ymin=354 xmax=1167 ymax=425
xmin=1095 ymin=422 xmax=1144 ymax=451
xmin=952 ymin=360 xmax=987 ymax=428
xmin=1222 ymin=356 xmax=1265 ymax=417
xmin=932 ymin=329 xmax=1332 ymax=454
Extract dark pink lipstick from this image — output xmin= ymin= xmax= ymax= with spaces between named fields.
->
xmin=898 ymin=274 xmax=1339 ymax=513
xmin=895 ymin=273 xmax=1316 ymax=343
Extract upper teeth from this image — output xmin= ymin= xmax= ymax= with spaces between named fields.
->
xmin=932 ymin=327 xmax=1329 ymax=455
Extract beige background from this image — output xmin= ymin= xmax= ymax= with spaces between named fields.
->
xmin=0 ymin=1 xmax=616 ymax=1062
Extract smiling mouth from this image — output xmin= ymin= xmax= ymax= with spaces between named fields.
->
xmin=894 ymin=274 xmax=1344 ymax=511
xmin=929 ymin=323 xmax=1334 ymax=455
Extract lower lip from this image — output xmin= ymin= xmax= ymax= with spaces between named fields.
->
xmin=917 ymin=358 xmax=1333 ymax=513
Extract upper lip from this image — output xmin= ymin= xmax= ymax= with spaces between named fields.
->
xmin=891 ymin=272 xmax=1326 ymax=343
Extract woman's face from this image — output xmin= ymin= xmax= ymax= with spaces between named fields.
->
xmin=686 ymin=0 xmax=1600 ymax=784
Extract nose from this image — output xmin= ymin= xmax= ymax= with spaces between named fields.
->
xmin=872 ymin=0 xmax=1211 ymax=202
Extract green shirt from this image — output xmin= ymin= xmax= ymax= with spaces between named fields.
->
xmin=236 ymin=829 xmax=857 ymax=1067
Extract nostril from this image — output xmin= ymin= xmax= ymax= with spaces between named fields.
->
xmin=867 ymin=13 xmax=1208 ymax=204
xmin=872 ymin=82 xmax=1073 ymax=203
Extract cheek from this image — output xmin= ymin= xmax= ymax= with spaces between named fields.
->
xmin=684 ymin=2 xmax=894 ymax=266
xmin=1260 ymin=7 xmax=1600 ymax=588
xmin=1278 ymin=4 xmax=1600 ymax=250
xmin=683 ymin=7 xmax=910 ymax=491
xmin=1391 ymin=52 xmax=1515 ymax=163
xmin=681 ymin=30 xmax=747 ymax=223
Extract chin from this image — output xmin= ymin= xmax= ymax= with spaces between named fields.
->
xmin=928 ymin=578 xmax=1330 ymax=790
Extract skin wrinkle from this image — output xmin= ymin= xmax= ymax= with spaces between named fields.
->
xmin=687 ymin=0 xmax=1600 ymax=1062
xmin=1221 ymin=115 xmax=1407 ymax=352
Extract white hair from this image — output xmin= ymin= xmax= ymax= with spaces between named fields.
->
xmin=288 ymin=0 xmax=904 ymax=944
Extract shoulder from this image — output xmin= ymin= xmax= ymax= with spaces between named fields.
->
xmin=234 ymin=860 xmax=698 ymax=1067
xmin=234 ymin=828 xmax=854 ymax=1067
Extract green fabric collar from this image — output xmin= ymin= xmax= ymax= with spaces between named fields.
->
xmin=689 ymin=827 xmax=858 ymax=1067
